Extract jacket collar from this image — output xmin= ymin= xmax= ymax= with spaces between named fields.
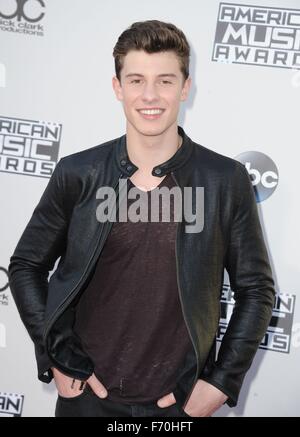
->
xmin=114 ymin=125 xmax=194 ymax=177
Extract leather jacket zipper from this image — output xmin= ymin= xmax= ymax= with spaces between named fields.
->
xmin=43 ymin=172 xmax=125 ymax=351
xmin=170 ymin=171 xmax=199 ymax=409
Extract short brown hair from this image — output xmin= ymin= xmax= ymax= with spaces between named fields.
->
xmin=113 ymin=20 xmax=190 ymax=84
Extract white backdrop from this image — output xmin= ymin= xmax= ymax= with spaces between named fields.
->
xmin=0 ymin=0 xmax=299 ymax=417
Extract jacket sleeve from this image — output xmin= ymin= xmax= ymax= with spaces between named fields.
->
xmin=8 ymin=158 xmax=69 ymax=384
xmin=201 ymin=162 xmax=275 ymax=407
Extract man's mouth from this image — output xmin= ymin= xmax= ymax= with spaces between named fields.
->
xmin=137 ymin=108 xmax=165 ymax=119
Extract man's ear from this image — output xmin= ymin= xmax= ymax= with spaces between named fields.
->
xmin=112 ymin=76 xmax=123 ymax=101
xmin=180 ymin=76 xmax=192 ymax=101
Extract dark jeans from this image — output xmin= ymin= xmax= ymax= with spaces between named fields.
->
xmin=55 ymin=384 xmax=191 ymax=417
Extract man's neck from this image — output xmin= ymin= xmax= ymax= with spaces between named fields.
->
xmin=125 ymin=122 xmax=182 ymax=173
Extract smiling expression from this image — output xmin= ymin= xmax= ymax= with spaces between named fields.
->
xmin=112 ymin=50 xmax=191 ymax=136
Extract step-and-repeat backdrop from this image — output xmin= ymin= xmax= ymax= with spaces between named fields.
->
xmin=0 ymin=0 xmax=299 ymax=417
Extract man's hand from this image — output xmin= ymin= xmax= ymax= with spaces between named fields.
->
xmin=156 ymin=379 xmax=229 ymax=417
xmin=52 ymin=367 xmax=108 ymax=399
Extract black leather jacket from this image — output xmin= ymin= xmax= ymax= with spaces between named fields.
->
xmin=8 ymin=125 xmax=275 ymax=410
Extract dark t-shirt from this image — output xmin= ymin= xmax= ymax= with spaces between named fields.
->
xmin=74 ymin=172 xmax=193 ymax=404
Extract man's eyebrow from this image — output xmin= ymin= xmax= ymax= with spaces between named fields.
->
xmin=124 ymin=73 xmax=178 ymax=78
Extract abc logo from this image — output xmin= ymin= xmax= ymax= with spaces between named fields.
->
xmin=235 ymin=151 xmax=279 ymax=202
xmin=0 ymin=0 xmax=45 ymax=23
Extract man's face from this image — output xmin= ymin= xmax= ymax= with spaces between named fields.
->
xmin=112 ymin=50 xmax=191 ymax=137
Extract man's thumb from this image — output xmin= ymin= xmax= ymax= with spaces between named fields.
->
xmin=157 ymin=392 xmax=176 ymax=408
xmin=87 ymin=373 xmax=108 ymax=398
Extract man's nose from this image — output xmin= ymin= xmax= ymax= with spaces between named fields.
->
xmin=141 ymin=83 xmax=159 ymax=101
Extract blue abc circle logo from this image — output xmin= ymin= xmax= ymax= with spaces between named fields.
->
xmin=235 ymin=151 xmax=279 ymax=202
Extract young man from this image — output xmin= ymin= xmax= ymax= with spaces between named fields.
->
xmin=9 ymin=20 xmax=275 ymax=417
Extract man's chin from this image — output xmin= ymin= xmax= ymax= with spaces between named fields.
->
xmin=132 ymin=122 xmax=171 ymax=137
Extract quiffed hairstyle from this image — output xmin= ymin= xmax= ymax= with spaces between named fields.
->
xmin=113 ymin=20 xmax=190 ymax=83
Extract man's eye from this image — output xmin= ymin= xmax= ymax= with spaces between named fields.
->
xmin=130 ymin=79 xmax=172 ymax=84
